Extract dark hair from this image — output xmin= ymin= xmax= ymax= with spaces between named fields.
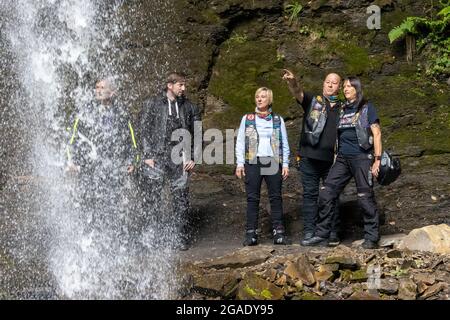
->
xmin=166 ymin=72 xmax=186 ymax=85
xmin=343 ymin=76 xmax=366 ymax=109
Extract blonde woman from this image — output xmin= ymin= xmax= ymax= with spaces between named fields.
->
xmin=235 ymin=87 xmax=290 ymax=246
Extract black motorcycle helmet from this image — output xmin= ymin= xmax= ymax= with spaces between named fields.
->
xmin=377 ymin=151 xmax=401 ymax=186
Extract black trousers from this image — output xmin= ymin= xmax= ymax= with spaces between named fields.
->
xmin=244 ymin=157 xmax=284 ymax=232
xmin=315 ymin=154 xmax=379 ymax=242
xmin=139 ymin=160 xmax=190 ymax=244
xmin=299 ymin=157 xmax=340 ymax=235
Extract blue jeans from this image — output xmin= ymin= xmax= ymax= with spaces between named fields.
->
xmin=299 ymin=157 xmax=340 ymax=235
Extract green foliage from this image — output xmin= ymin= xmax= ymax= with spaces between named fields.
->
xmin=285 ymin=2 xmax=303 ymax=25
xmin=389 ymin=266 xmax=409 ymax=278
xmin=298 ymin=25 xmax=310 ymax=35
xmin=226 ymin=32 xmax=248 ymax=53
xmin=260 ymin=289 xmax=273 ymax=299
xmin=388 ymin=4 xmax=450 ymax=79
xmin=388 ymin=18 xmax=420 ymax=43
xmin=229 ymin=32 xmax=248 ymax=45
xmin=276 ymin=51 xmax=285 ymax=63
xmin=244 ymin=285 xmax=258 ymax=297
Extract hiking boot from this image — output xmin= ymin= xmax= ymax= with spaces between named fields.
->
xmin=301 ymin=232 xmax=314 ymax=243
xmin=301 ymin=236 xmax=328 ymax=247
xmin=273 ymin=228 xmax=290 ymax=245
xmin=361 ymin=240 xmax=378 ymax=249
xmin=243 ymin=230 xmax=258 ymax=246
xmin=328 ymin=232 xmax=341 ymax=247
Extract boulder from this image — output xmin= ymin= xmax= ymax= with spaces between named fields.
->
xmin=435 ymin=271 xmax=450 ymax=284
xmin=417 ymin=281 xmax=428 ymax=295
xmin=339 ymin=269 xmax=368 ymax=283
xmin=378 ymin=278 xmax=399 ymax=295
xmin=348 ymin=291 xmax=380 ymax=300
xmin=193 ymin=271 xmax=240 ymax=298
xmin=397 ymin=224 xmax=450 ymax=254
xmin=386 ymin=249 xmax=403 ymax=258
xmin=262 ymin=268 xmax=278 ymax=282
xmin=325 ymin=255 xmax=360 ymax=270
xmin=420 ymin=282 xmax=448 ymax=300
xmin=398 ymin=278 xmax=417 ymax=300
xmin=275 ymin=274 xmax=287 ymax=286
xmin=413 ymin=273 xmax=436 ymax=285
xmin=236 ymin=273 xmax=284 ymax=300
xmin=283 ymin=254 xmax=316 ymax=286
xmin=379 ymin=234 xmax=407 ymax=247
xmin=315 ymin=265 xmax=335 ymax=282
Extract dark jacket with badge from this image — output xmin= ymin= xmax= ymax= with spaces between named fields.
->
xmin=140 ymin=91 xmax=202 ymax=163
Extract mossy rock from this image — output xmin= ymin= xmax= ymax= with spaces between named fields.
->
xmin=236 ymin=273 xmax=284 ymax=300
xmin=339 ymin=269 xmax=368 ymax=283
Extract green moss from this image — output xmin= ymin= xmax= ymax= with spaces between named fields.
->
xmin=244 ymin=285 xmax=258 ymax=297
xmin=364 ymin=72 xmax=450 ymax=156
xmin=260 ymin=289 xmax=273 ymax=299
xmin=339 ymin=269 xmax=368 ymax=282
xmin=244 ymin=285 xmax=274 ymax=300
xmin=201 ymin=8 xmax=221 ymax=24
xmin=337 ymin=43 xmax=370 ymax=75
xmin=386 ymin=104 xmax=450 ymax=154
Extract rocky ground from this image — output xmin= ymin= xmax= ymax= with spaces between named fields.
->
xmin=178 ymin=243 xmax=449 ymax=300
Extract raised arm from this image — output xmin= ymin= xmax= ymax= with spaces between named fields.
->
xmin=282 ymin=69 xmax=304 ymax=103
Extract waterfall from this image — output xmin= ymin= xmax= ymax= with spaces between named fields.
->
xmin=0 ymin=0 xmax=181 ymax=300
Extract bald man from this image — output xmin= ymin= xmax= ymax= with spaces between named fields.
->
xmin=283 ymin=70 xmax=342 ymax=246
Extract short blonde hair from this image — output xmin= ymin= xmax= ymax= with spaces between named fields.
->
xmin=255 ymin=87 xmax=273 ymax=105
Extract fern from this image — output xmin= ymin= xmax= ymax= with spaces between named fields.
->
xmin=437 ymin=6 xmax=450 ymax=16
xmin=388 ymin=18 xmax=416 ymax=43
xmin=388 ymin=4 xmax=450 ymax=79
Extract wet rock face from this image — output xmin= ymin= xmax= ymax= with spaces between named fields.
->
xmin=172 ymin=0 xmax=450 ymax=244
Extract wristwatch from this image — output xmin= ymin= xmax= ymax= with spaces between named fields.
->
xmin=374 ymin=155 xmax=382 ymax=161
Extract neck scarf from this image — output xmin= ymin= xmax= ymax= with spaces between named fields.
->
xmin=255 ymin=106 xmax=273 ymax=121
xmin=325 ymin=95 xmax=339 ymax=104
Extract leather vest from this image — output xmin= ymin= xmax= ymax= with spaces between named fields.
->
xmin=244 ymin=113 xmax=283 ymax=163
xmin=304 ymin=95 xmax=328 ymax=146
xmin=338 ymin=103 xmax=374 ymax=151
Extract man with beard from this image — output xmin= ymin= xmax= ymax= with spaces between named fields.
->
xmin=140 ymin=72 xmax=201 ymax=251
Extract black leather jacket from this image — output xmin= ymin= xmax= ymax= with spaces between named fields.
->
xmin=140 ymin=91 xmax=202 ymax=162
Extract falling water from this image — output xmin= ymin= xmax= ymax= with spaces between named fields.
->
xmin=0 ymin=0 xmax=183 ymax=299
